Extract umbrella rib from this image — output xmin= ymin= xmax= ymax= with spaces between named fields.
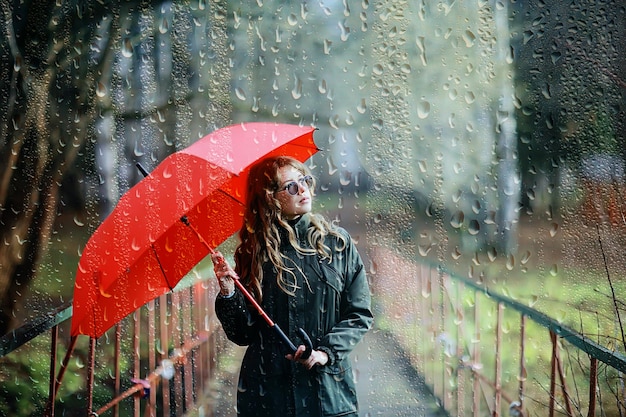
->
xmin=151 ymin=244 xmax=175 ymax=290
xmin=215 ymin=187 xmax=246 ymax=206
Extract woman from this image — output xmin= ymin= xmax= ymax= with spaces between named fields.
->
xmin=212 ymin=155 xmax=373 ymax=417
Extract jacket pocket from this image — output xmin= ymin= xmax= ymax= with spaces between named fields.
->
xmin=317 ymin=258 xmax=345 ymax=293
xmin=317 ymin=360 xmax=358 ymax=416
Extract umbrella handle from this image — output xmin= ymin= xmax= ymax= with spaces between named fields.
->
xmin=273 ymin=325 xmax=313 ymax=359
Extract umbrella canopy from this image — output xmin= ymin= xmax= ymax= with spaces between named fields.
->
xmin=71 ymin=122 xmax=318 ymax=338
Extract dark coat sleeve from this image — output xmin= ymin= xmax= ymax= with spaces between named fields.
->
xmin=215 ymin=290 xmax=258 ymax=346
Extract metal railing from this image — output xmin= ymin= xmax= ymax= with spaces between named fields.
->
xmin=0 ymin=279 xmax=224 ymax=417
xmin=371 ymin=247 xmax=626 ymax=417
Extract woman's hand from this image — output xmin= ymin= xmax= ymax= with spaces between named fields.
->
xmin=286 ymin=345 xmax=329 ymax=370
xmin=211 ymin=252 xmax=235 ymax=296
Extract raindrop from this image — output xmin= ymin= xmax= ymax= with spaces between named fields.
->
xmin=73 ymin=216 xmax=84 ymax=227
xmin=450 ymin=210 xmax=464 ymax=228
xmin=425 ymin=202 xmax=435 ymax=217
xmin=549 ymin=264 xmax=558 ymax=276
xmin=318 ymin=79 xmax=327 ymax=94
xmin=357 ymin=98 xmax=367 ymax=114
xmin=417 ymin=100 xmax=430 ymax=119
xmin=235 ymin=87 xmax=247 ymax=101
xmin=465 ymin=91 xmax=475 ymax=104
xmin=339 ymin=21 xmax=350 ymax=41
xmin=121 ymin=38 xmax=133 ymax=58
xmin=487 ymin=247 xmax=497 ymax=262
xmin=13 ymin=55 xmax=22 ymax=72
xmin=468 ymin=219 xmax=479 ymax=235
xmin=159 ymin=17 xmax=169 ymax=34
xmin=462 ymin=30 xmax=476 ymax=47
xmin=291 ymin=76 xmax=302 ymax=99
xmin=96 ymin=82 xmax=107 ymax=98
xmin=323 ymin=39 xmax=332 ymax=55
xmin=506 ymin=254 xmax=515 ymax=270
xmin=484 ymin=211 xmax=496 ymax=224
xmin=448 ymin=113 xmax=456 ymax=128
xmin=549 ymin=222 xmax=558 ymax=237
xmin=418 ymin=243 xmax=433 ymax=256
xmin=496 ymin=110 xmax=509 ymax=124
xmin=133 ymin=141 xmax=145 ymax=157
xmin=287 ymin=13 xmax=298 ymax=26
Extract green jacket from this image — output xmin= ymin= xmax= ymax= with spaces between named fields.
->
xmin=216 ymin=213 xmax=373 ymax=417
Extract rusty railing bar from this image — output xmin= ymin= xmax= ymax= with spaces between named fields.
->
xmin=48 ymin=325 xmax=59 ymax=417
xmin=548 ymin=327 xmax=557 ymax=417
xmin=495 ymin=302 xmax=503 ymax=417
xmin=87 ymin=337 xmax=96 ymax=415
xmin=473 ymin=291 xmax=481 ymax=416
xmin=148 ymin=300 xmax=157 ymax=416
xmin=133 ymin=309 xmax=141 ymax=416
xmin=114 ymin=323 xmax=121 ymax=417
xmin=555 ymin=333 xmax=574 ymax=417
xmin=449 ymin=272 xmax=626 ymax=374
xmin=519 ymin=314 xmax=526 ymax=414
xmin=588 ymin=357 xmax=597 ymax=417
xmin=160 ymin=294 xmax=171 ymax=417
xmin=93 ymin=330 xmax=210 ymax=416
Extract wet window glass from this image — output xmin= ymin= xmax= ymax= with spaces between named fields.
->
xmin=1 ymin=1 xmax=625 ymax=416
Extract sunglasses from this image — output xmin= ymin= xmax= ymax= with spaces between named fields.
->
xmin=278 ymin=175 xmax=313 ymax=195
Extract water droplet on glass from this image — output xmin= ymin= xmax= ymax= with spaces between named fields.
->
xmin=357 ymin=98 xmax=367 ymax=114
xmin=235 ymin=87 xmax=246 ymax=101
xmin=417 ymin=100 xmax=430 ymax=119
xmin=159 ymin=17 xmax=169 ymax=34
xmin=549 ymin=264 xmax=558 ymax=276
xmin=487 ymin=247 xmax=497 ymax=262
xmin=462 ymin=30 xmax=476 ymax=47
xmin=450 ymin=211 xmax=464 ymax=228
xmin=121 ymin=38 xmax=133 ymax=58
xmin=96 ymin=82 xmax=107 ymax=98
xmin=418 ymin=243 xmax=433 ymax=257
xmin=549 ymin=222 xmax=558 ymax=237
xmin=468 ymin=220 xmax=479 ymax=235
xmin=506 ymin=254 xmax=515 ymax=270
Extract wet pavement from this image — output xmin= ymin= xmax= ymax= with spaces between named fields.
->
xmin=203 ymin=327 xmax=447 ymax=417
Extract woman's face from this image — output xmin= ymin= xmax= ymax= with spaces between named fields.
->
xmin=275 ymin=165 xmax=312 ymax=220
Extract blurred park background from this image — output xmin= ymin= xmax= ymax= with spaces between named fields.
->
xmin=1 ymin=0 xmax=625 ymax=416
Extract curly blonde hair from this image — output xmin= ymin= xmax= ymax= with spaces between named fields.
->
xmin=233 ymin=156 xmax=345 ymax=302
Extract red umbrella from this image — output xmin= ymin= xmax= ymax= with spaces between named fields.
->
xmin=71 ymin=122 xmax=318 ymax=339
